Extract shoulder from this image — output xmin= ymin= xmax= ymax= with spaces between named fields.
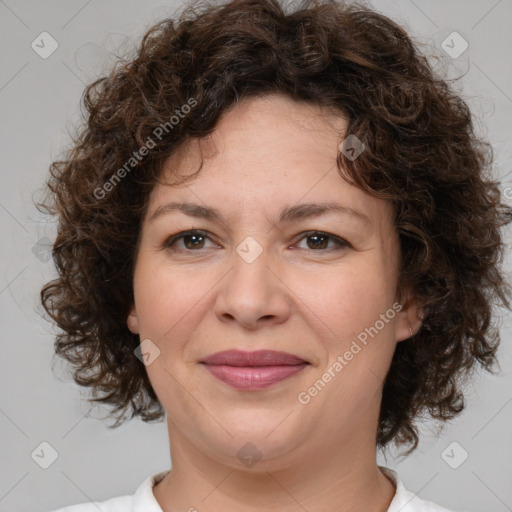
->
xmin=380 ymin=466 xmax=466 ymax=512
xmin=44 ymin=470 xmax=170 ymax=512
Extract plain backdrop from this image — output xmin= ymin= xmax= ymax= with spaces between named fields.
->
xmin=1 ymin=1 xmax=511 ymax=511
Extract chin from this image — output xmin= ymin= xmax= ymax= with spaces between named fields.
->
xmin=198 ymin=423 xmax=307 ymax=470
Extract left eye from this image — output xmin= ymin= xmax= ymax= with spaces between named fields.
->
xmin=294 ymin=231 xmax=350 ymax=251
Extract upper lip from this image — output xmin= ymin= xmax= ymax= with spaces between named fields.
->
xmin=200 ymin=350 xmax=308 ymax=366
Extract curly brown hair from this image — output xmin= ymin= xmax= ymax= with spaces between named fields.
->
xmin=39 ymin=0 xmax=512 ymax=454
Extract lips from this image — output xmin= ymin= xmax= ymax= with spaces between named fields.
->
xmin=200 ymin=350 xmax=308 ymax=366
xmin=200 ymin=350 xmax=310 ymax=390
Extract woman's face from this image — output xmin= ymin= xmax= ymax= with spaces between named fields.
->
xmin=128 ymin=94 xmax=416 ymax=469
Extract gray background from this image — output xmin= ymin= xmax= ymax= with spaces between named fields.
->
xmin=1 ymin=1 xmax=511 ymax=511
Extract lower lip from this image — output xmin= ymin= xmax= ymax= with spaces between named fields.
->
xmin=202 ymin=363 xmax=309 ymax=390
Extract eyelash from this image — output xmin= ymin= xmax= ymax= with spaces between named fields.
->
xmin=163 ymin=229 xmax=351 ymax=253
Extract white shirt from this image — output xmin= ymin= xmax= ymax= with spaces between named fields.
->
xmin=46 ymin=466 xmax=462 ymax=512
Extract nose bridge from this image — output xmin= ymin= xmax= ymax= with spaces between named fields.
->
xmin=214 ymin=233 xmax=289 ymax=327
xmin=229 ymin=234 xmax=273 ymax=300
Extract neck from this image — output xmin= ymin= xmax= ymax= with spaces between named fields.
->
xmin=153 ymin=420 xmax=396 ymax=512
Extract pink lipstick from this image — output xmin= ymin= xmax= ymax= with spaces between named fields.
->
xmin=200 ymin=350 xmax=309 ymax=390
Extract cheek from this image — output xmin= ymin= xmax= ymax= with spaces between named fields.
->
xmin=133 ymin=257 xmax=208 ymax=338
xmin=133 ymin=264 xmax=210 ymax=400
xmin=291 ymin=260 xmax=396 ymax=343
xmin=320 ymin=267 xmax=398 ymax=404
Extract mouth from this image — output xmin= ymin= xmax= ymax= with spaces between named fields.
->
xmin=200 ymin=350 xmax=310 ymax=390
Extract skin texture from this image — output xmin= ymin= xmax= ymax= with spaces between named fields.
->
xmin=127 ymin=94 xmax=422 ymax=512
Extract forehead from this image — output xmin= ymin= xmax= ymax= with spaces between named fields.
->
xmin=148 ymin=94 xmax=393 ymax=229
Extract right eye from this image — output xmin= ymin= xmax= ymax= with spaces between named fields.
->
xmin=163 ymin=230 xmax=220 ymax=251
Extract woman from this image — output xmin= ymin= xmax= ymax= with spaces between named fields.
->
xmin=40 ymin=0 xmax=511 ymax=510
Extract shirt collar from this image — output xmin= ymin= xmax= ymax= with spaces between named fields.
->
xmin=131 ymin=469 xmax=170 ymax=511
xmin=133 ymin=466 xmax=416 ymax=512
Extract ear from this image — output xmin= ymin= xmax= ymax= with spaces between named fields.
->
xmin=127 ymin=303 xmax=140 ymax=335
xmin=394 ymin=288 xmax=423 ymax=343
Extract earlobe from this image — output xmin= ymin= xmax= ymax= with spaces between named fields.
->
xmin=395 ymin=293 xmax=423 ymax=343
xmin=127 ymin=304 xmax=139 ymax=334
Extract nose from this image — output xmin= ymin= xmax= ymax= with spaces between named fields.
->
xmin=213 ymin=241 xmax=291 ymax=330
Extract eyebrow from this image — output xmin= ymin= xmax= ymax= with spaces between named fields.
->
xmin=149 ymin=201 xmax=371 ymax=225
